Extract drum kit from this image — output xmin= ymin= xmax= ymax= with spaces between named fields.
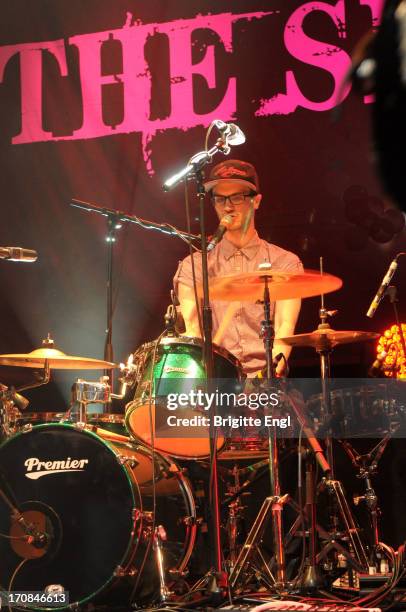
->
xmin=0 ymin=267 xmax=403 ymax=611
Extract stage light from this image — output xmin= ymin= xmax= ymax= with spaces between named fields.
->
xmin=377 ymin=323 xmax=406 ymax=378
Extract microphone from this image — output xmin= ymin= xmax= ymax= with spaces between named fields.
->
xmin=0 ymin=247 xmax=38 ymax=262
xmin=366 ymin=257 xmax=398 ymax=317
xmin=207 ymin=215 xmax=233 ymax=251
xmin=213 ymin=120 xmax=246 ymax=146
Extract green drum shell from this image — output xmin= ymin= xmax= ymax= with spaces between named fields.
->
xmin=125 ymin=336 xmax=243 ymax=459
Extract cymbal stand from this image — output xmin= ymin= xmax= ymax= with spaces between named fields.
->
xmin=261 ymin=268 xmax=290 ymax=589
xmin=0 ymin=359 xmax=51 ymax=438
xmin=231 ymin=268 xmax=289 ymax=590
xmin=316 ymin=258 xmax=338 ymax=478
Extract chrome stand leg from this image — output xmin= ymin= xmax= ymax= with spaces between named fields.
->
xmin=229 ymin=494 xmax=289 ymax=590
xmin=154 ymin=525 xmax=172 ymax=602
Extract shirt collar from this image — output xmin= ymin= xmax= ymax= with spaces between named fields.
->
xmin=220 ymin=231 xmax=262 ymax=260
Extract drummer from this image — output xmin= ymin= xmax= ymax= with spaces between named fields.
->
xmin=174 ymin=159 xmax=303 ymax=377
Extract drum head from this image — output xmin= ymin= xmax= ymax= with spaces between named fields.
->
xmin=0 ymin=424 xmax=138 ymax=607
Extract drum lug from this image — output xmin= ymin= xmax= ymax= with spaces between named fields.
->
xmin=132 ymin=508 xmax=142 ymax=522
xmin=142 ymin=510 xmax=154 ymax=523
xmin=169 ymin=567 xmax=189 ymax=578
xmin=114 ymin=565 xmax=138 ymax=577
xmin=117 ymin=454 xmax=138 ymax=468
xmin=131 ymin=508 xmax=153 ymax=522
xmin=21 ymin=423 xmax=33 ymax=433
xmin=182 ymin=516 xmax=196 ymax=526
xmin=73 ymin=421 xmax=87 ymax=431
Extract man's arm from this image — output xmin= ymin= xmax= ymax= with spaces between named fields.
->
xmin=177 ymin=282 xmax=202 ymax=338
xmin=273 ymin=297 xmax=301 ymax=375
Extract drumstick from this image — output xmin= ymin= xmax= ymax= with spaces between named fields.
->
xmin=213 ymin=302 xmax=239 ymax=345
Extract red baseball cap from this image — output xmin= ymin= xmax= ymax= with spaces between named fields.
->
xmin=204 ymin=159 xmax=260 ymax=193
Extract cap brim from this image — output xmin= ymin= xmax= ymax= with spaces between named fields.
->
xmin=204 ymin=178 xmax=258 ymax=193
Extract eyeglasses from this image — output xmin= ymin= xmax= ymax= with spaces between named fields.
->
xmin=211 ymin=192 xmax=256 ymax=206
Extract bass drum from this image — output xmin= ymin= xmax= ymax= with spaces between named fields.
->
xmin=0 ymin=424 xmax=196 ymax=609
xmin=125 ymin=336 xmax=243 ymax=459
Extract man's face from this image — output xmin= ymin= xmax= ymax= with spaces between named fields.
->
xmin=211 ymin=181 xmax=262 ymax=233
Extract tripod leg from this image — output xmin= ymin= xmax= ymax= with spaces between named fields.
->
xmin=229 ymin=495 xmax=285 ymax=590
xmin=327 ymin=480 xmax=369 ymax=570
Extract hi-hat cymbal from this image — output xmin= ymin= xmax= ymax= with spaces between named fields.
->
xmin=200 ymin=268 xmax=342 ymax=302
xmin=279 ymin=328 xmax=379 ymax=349
xmin=0 ymin=347 xmax=116 ymax=370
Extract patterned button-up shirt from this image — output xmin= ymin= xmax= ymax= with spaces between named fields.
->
xmin=174 ymin=232 xmax=303 ymax=375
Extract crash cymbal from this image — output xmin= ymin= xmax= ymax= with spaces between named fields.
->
xmin=0 ymin=347 xmax=116 ymax=370
xmin=279 ymin=328 xmax=380 ymax=349
xmin=201 ymin=268 xmax=342 ymax=302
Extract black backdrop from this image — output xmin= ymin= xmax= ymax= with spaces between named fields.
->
xmin=0 ymin=1 xmax=405 ymax=543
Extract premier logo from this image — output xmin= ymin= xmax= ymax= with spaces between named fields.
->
xmin=24 ymin=457 xmax=89 ymax=480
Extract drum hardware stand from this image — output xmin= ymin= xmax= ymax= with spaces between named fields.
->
xmin=225 ymin=464 xmax=252 ymax=570
xmin=0 ymin=385 xmax=29 ymax=437
xmin=339 ymin=433 xmax=394 ymax=567
xmin=153 ymin=525 xmax=173 ymax=602
xmin=0 ymin=357 xmax=51 ymax=438
xmin=67 ymin=368 xmax=138 ymax=425
xmin=286 ymin=389 xmax=369 ymax=576
xmin=227 ymin=266 xmax=293 ymax=592
xmin=229 ymin=493 xmax=290 ymax=591
xmin=230 ymin=390 xmax=368 ymax=592
xmin=315 ymin=307 xmax=338 ymax=477
xmin=257 ymin=264 xmax=288 ymax=589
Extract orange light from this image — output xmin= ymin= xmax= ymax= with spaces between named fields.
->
xmin=377 ymin=323 xmax=406 ymax=379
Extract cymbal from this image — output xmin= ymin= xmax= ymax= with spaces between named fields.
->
xmin=279 ymin=328 xmax=380 ymax=349
xmin=0 ymin=347 xmax=116 ymax=370
xmin=201 ymin=268 xmax=342 ymax=302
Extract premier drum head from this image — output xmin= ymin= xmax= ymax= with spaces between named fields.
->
xmin=0 ymin=424 xmax=138 ymax=607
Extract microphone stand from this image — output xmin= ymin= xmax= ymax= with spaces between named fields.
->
xmin=105 ymin=214 xmax=122 ymax=388
xmin=163 ymin=137 xmax=232 ymax=599
xmin=70 ymin=200 xmax=201 ymax=390
xmin=195 ymin=168 xmax=226 ymax=595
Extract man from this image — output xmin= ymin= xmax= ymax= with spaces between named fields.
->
xmin=174 ymin=159 xmax=303 ymax=376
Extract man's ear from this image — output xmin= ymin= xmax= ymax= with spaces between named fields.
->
xmin=252 ymin=193 xmax=262 ymax=211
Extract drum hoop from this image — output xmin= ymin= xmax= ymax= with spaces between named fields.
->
xmin=133 ymin=335 xmax=243 ymax=372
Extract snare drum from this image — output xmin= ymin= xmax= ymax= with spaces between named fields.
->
xmin=125 ymin=336 xmax=243 ymax=458
xmin=0 ymin=424 xmax=196 ymax=608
